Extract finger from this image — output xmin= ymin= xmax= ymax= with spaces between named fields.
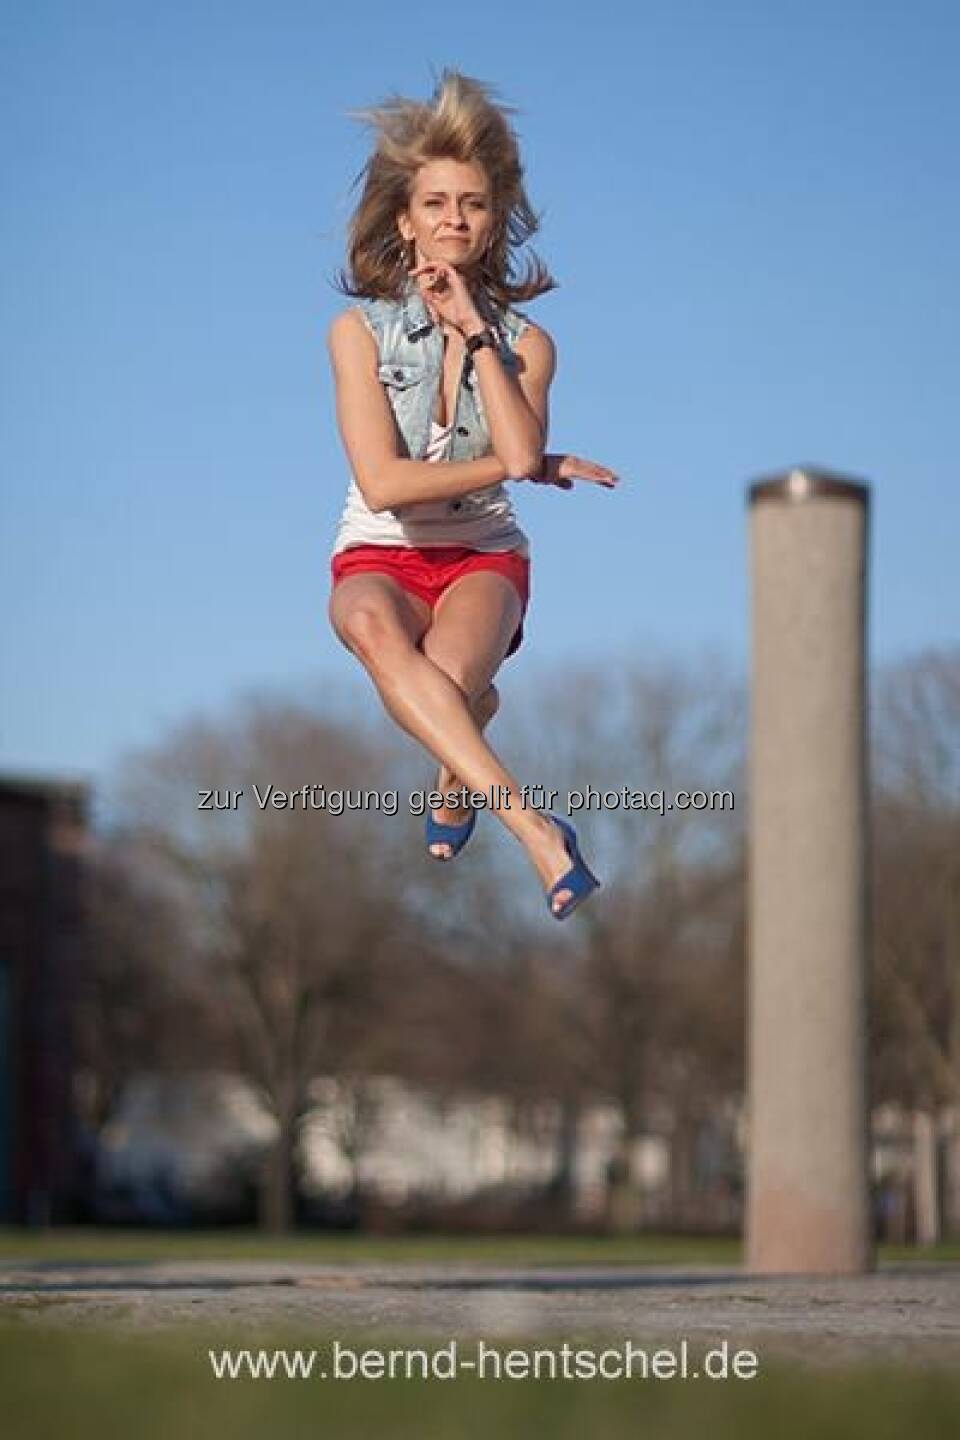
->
xmin=409 ymin=261 xmax=452 ymax=277
xmin=559 ymin=457 xmax=613 ymax=480
xmin=570 ymin=471 xmax=618 ymax=487
xmin=579 ymin=462 xmax=619 ymax=482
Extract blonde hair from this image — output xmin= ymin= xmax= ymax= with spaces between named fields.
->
xmin=332 ymin=68 xmax=557 ymax=308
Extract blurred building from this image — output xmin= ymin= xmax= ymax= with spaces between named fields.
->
xmin=95 ymin=1068 xmax=736 ymax=1230
xmin=0 ymin=773 xmax=89 ymax=1223
xmin=300 ymin=1075 xmax=677 ymax=1220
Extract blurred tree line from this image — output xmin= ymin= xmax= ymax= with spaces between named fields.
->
xmin=73 ymin=646 xmax=959 ymax=1238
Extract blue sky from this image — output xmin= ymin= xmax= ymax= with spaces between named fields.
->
xmin=3 ymin=0 xmax=958 ymax=786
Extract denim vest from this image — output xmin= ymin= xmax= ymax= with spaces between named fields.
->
xmin=358 ymin=276 xmax=530 ymax=467
xmin=331 ymin=276 xmax=531 ymax=556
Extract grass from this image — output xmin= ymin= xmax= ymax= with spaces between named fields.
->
xmin=2 ymin=1229 xmax=956 ymax=1436
xmin=0 ymin=1226 xmax=744 ymax=1266
xmin=0 ymin=1226 xmax=957 ymax=1266
xmin=1 ymin=1318 xmax=957 ymax=1440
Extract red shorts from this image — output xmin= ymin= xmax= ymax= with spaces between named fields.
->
xmin=330 ymin=544 xmax=531 ymax=658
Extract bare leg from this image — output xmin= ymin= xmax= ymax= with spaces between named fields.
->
xmin=426 ymin=681 xmax=499 ymax=857
xmin=330 ymin=572 xmax=582 ymax=912
xmin=417 ymin=572 xmax=505 ymax=857
xmin=373 ymin=653 xmax=572 ymax=898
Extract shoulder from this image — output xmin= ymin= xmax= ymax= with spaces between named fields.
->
xmin=326 ymin=306 xmax=379 ymax=369
xmin=327 ymin=305 xmax=370 ymax=345
xmin=514 ymin=318 xmax=554 ymax=353
xmin=327 ymin=293 xmax=403 ymax=346
xmin=513 ymin=320 xmax=556 ymax=379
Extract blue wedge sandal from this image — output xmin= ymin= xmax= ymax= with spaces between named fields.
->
xmin=425 ymin=806 xmax=477 ymax=861
xmin=545 ymin=814 xmax=601 ymax=920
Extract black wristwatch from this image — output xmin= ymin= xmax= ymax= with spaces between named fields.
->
xmin=464 ymin=326 xmax=498 ymax=356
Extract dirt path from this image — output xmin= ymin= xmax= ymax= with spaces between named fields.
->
xmin=3 ymin=1259 xmax=958 ymax=1368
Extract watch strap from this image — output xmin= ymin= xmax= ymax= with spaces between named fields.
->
xmin=465 ymin=327 xmax=498 ymax=356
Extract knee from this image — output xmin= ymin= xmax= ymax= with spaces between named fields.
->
xmin=335 ymin=602 xmax=413 ymax=670
xmin=420 ymin=642 xmax=483 ymax=701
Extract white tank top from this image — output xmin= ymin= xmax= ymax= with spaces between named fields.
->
xmin=332 ymin=420 xmax=530 ymax=557
xmin=424 ymin=417 xmax=454 ymax=462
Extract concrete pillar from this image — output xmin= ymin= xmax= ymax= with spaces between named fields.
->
xmin=746 ymin=466 xmax=873 ymax=1274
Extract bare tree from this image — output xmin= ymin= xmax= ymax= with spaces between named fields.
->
xmin=87 ymin=648 xmax=748 ymax=1236
xmin=105 ymin=690 xmax=432 ymax=1230
xmin=871 ymin=647 xmax=960 ymax=1242
xmin=499 ymin=652 xmax=746 ymax=1231
xmin=76 ymin=832 xmax=216 ymax=1133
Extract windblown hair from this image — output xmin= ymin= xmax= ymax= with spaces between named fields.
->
xmin=332 ymin=68 xmax=558 ymax=308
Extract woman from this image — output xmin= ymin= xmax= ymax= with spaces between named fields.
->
xmin=326 ymin=70 xmax=618 ymax=919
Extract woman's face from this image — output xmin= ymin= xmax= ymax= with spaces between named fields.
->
xmin=397 ymin=158 xmax=495 ymax=275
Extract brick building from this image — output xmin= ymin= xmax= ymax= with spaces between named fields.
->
xmin=0 ymin=774 xmax=89 ymax=1223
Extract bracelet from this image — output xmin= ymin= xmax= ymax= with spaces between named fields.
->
xmin=464 ymin=327 xmax=498 ymax=356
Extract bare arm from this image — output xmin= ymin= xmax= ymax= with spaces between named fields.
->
xmin=465 ymin=320 xmax=555 ymax=477
xmin=327 ymin=309 xmax=516 ymax=514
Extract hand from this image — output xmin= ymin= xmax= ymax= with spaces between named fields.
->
xmin=408 ymin=258 xmax=484 ymax=336
xmin=523 ymin=453 xmax=620 ymax=490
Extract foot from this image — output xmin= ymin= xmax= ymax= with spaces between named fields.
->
xmin=524 ymin=813 xmax=592 ymax=916
xmin=427 ymin=683 xmax=499 ymax=858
